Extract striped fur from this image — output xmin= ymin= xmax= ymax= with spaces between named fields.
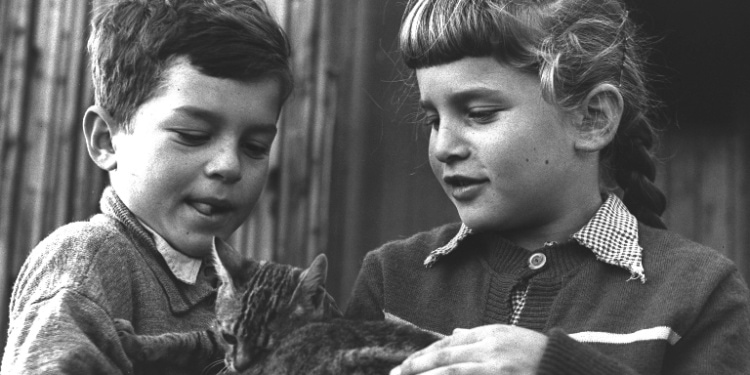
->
xmin=117 ymin=239 xmax=438 ymax=374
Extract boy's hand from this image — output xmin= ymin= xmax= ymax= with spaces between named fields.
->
xmin=391 ymin=324 xmax=548 ymax=375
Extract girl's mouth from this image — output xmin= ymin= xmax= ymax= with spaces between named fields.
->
xmin=443 ymin=175 xmax=487 ymax=200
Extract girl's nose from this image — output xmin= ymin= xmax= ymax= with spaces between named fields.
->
xmin=205 ymin=144 xmax=242 ymax=183
xmin=431 ymin=122 xmax=469 ymax=164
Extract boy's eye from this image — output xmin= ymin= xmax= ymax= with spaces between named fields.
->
xmin=243 ymin=142 xmax=270 ymax=159
xmin=174 ymin=130 xmax=210 ymax=145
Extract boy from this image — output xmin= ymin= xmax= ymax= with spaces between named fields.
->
xmin=1 ymin=0 xmax=292 ymax=374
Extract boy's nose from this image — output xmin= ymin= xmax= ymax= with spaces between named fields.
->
xmin=431 ymin=122 xmax=469 ymax=164
xmin=206 ymin=146 xmax=242 ymax=183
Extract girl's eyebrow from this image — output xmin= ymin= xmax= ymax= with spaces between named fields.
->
xmin=420 ymin=87 xmax=507 ymax=109
xmin=449 ymin=87 xmax=506 ymax=105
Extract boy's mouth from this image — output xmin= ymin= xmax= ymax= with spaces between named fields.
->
xmin=188 ymin=198 xmax=233 ymax=216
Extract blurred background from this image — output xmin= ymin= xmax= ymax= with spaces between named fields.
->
xmin=1 ymin=0 xmax=749 ymax=352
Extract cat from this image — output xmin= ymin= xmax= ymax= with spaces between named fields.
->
xmin=115 ymin=238 xmax=440 ymax=374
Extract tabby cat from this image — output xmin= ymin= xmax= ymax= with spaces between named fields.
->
xmin=115 ymin=239 xmax=440 ymax=374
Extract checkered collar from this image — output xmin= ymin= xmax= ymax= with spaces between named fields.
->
xmin=424 ymin=194 xmax=646 ymax=283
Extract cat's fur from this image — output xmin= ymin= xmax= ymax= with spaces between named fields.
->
xmin=115 ymin=239 xmax=439 ymax=374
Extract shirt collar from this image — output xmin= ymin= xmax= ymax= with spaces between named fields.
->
xmin=138 ymin=220 xmax=204 ymax=285
xmin=424 ymin=194 xmax=646 ymax=283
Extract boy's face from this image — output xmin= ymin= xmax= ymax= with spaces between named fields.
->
xmin=417 ymin=56 xmax=593 ymax=240
xmin=109 ymin=58 xmax=282 ymax=257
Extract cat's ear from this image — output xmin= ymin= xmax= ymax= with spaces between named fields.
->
xmin=290 ymin=254 xmax=329 ymax=319
xmin=213 ymin=237 xmax=256 ymax=287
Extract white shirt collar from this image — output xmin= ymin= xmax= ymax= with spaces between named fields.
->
xmin=138 ymin=220 xmax=203 ymax=285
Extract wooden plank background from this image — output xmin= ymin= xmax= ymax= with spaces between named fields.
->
xmin=0 ymin=0 xmax=108 ymax=355
xmin=1 ymin=0 xmax=749 ymax=358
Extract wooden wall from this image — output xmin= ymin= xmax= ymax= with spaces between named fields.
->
xmin=1 ymin=0 xmax=749 ymax=359
xmin=0 ymin=0 xmax=107 ymax=355
xmin=658 ymin=123 xmax=750 ymax=280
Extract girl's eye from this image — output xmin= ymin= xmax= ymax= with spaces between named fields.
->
xmin=243 ymin=142 xmax=270 ymax=159
xmin=468 ymin=109 xmax=500 ymax=123
xmin=175 ymin=130 xmax=209 ymax=145
xmin=422 ymin=115 xmax=440 ymax=130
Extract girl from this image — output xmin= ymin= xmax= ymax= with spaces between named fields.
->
xmin=344 ymin=0 xmax=750 ymax=374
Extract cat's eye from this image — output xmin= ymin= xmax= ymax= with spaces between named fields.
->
xmin=222 ymin=332 xmax=237 ymax=345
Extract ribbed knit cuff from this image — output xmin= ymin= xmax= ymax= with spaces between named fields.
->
xmin=537 ymin=328 xmax=636 ymax=375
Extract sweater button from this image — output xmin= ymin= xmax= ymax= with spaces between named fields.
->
xmin=529 ymin=253 xmax=546 ymax=270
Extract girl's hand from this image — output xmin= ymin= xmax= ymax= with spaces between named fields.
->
xmin=391 ymin=324 xmax=548 ymax=375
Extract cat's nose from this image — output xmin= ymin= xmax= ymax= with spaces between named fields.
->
xmin=233 ymin=351 xmax=252 ymax=372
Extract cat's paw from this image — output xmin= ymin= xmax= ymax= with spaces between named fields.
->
xmin=114 ymin=318 xmax=135 ymax=335
xmin=114 ymin=318 xmax=146 ymax=362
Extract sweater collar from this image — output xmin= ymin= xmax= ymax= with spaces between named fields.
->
xmin=424 ymin=194 xmax=646 ymax=283
xmin=100 ymin=186 xmax=217 ymax=312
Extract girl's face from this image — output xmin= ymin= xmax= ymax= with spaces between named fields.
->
xmin=417 ymin=57 xmax=599 ymax=245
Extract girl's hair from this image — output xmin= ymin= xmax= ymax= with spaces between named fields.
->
xmin=400 ymin=0 xmax=667 ymax=229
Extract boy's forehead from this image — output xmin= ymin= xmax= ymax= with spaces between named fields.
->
xmin=130 ymin=56 xmax=283 ymax=131
xmin=157 ymin=57 xmax=282 ymax=98
xmin=159 ymin=57 xmax=209 ymax=91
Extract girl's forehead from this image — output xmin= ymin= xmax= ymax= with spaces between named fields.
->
xmin=416 ymin=57 xmax=541 ymax=104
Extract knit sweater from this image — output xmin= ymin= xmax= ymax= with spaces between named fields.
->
xmin=1 ymin=187 xmax=218 ymax=375
xmin=345 ymin=223 xmax=750 ymax=374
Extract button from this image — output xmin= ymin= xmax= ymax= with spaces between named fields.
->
xmin=529 ymin=253 xmax=546 ymax=270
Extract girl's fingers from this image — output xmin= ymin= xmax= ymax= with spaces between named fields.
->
xmin=393 ymin=342 xmax=485 ymax=375
xmin=394 ymin=363 xmax=484 ymax=375
xmin=406 ymin=327 xmax=481 ymax=359
xmin=392 ymin=325 xmax=547 ymax=375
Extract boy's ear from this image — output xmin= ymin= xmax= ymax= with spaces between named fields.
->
xmin=290 ymin=254 xmax=328 ymax=319
xmin=573 ymin=84 xmax=623 ymax=153
xmin=82 ymin=105 xmax=119 ymax=171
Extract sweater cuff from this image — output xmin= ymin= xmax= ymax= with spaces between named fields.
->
xmin=537 ymin=328 xmax=636 ymax=375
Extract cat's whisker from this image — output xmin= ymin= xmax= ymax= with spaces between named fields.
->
xmin=201 ymin=358 xmax=228 ymax=375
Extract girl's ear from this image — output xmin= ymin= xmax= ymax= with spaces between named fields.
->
xmin=574 ymin=84 xmax=623 ymax=153
xmin=82 ymin=105 xmax=119 ymax=171
xmin=290 ymin=254 xmax=328 ymax=319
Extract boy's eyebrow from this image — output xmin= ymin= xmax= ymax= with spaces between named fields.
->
xmin=174 ymin=105 xmax=278 ymax=134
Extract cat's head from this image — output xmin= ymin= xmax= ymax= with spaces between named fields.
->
xmin=212 ymin=238 xmax=338 ymax=373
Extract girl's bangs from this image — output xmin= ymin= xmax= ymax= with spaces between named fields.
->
xmin=399 ymin=0 xmax=542 ymax=70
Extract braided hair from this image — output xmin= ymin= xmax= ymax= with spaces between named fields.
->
xmin=400 ymin=0 xmax=666 ymax=228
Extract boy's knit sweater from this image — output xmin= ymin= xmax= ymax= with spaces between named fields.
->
xmin=345 ymin=223 xmax=750 ymax=374
xmin=1 ymin=187 xmax=218 ymax=375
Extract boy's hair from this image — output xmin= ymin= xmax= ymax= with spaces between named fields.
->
xmin=400 ymin=0 xmax=666 ymax=229
xmin=89 ymin=0 xmax=293 ymax=132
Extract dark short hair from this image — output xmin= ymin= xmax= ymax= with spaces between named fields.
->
xmin=89 ymin=0 xmax=293 ymax=131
